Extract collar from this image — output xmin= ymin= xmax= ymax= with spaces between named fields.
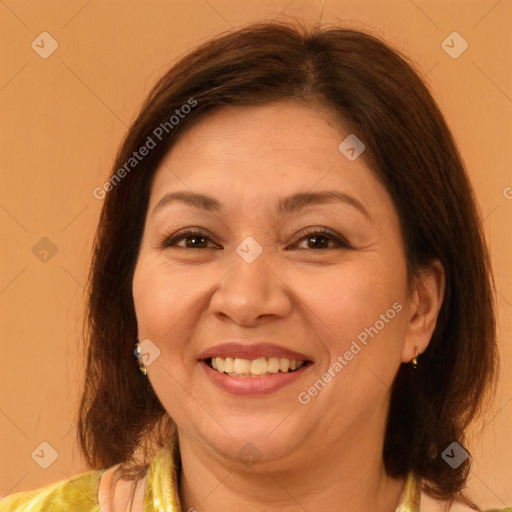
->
xmin=144 ymin=435 xmax=421 ymax=512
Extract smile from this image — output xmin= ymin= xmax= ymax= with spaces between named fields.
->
xmin=209 ymin=356 xmax=305 ymax=377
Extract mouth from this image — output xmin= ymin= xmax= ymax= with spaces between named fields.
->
xmin=206 ymin=356 xmax=309 ymax=378
xmin=198 ymin=342 xmax=313 ymax=395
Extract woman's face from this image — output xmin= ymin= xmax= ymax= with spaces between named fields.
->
xmin=132 ymin=101 xmax=427 ymax=468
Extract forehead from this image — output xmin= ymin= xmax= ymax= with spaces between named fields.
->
xmin=148 ymin=101 xmax=390 ymax=217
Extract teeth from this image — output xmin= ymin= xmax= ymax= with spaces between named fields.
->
xmin=250 ymin=357 xmax=268 ymax=375
xmin=268 ymin=357 xmax=280 ymax=373
xmin=234 ymin=358 xmax=251 ymax=374
xmin=209 ymin=357 xmax=305 ymax=377
xmin=224 ymin=357 xmax=235 ymax=373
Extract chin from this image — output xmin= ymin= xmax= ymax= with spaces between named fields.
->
xmin=191 ymin=418 xmax=306 ymax=468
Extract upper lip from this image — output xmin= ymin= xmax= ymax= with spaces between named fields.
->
xmin=199 ymin=342 xmax=312 ymax=362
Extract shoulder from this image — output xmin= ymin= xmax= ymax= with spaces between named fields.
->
xmin=0 ymin=469 xmax=104 ymax=512
xmin=420 ymin=491 xmax=511 ymax=512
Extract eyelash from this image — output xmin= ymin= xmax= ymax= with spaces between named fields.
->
xmin=158 ymin=227 xmax=351 ymax=251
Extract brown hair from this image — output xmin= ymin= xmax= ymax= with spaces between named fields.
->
xmin=77 ymin=19 xmax=498 ymax=505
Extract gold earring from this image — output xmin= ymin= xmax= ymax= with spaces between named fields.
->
xmin=135 ymin=338 xmax=147 ymax=375
xmin=412 ymin=345 xmax=419 ymax=369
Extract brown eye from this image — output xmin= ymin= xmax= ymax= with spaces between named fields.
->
xmin=294 ymin=228 xmax=351 ymax=250
xmin=159 ymin=230 xmax=219 ymax=249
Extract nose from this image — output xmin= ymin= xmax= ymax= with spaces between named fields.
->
xmin=209 ymin=250 xmax=292 ymax=327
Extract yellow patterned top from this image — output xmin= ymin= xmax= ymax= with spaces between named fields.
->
xmin=1 ymin=436 xmax=510 ymax=512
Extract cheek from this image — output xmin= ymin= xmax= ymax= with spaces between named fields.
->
xmin=295 ymin=265 xmax=406 ymax=415
xmin=294 ymin=258 xmax=407 ymax=390
xmin=132 ymin=257 xmax=199 ymax=339
xmin=132 ymin=259 xmax=202 ymax=425
xmin=295 ymin=258 xmax=404 ymax=337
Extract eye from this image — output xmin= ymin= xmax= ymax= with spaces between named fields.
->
xmin=159 ymin=229 xmax=219 ymax=249
xmin=158 ymin=227 xmax=351 ymax=251
xmin=292 ymin=227 xmax=351 ymax=250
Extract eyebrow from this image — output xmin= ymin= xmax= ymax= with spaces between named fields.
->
xmin=152 ymin=190 xmax=371 ymax=219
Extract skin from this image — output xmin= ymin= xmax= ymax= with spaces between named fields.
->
xmin=130 ymin=100 xmax=445 ymax=512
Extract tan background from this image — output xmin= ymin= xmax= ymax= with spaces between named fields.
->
xmin=1 ymin=0 xmax=511 ymax=507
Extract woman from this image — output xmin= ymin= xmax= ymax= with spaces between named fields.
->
xmin=1 ymin=19 xmax=509 ymax=512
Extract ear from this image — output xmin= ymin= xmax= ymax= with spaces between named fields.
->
xmin=401 ymin=259 xmax=445 ymax=363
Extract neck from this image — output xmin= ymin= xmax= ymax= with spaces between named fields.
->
xmin=177 ymin=406 xmax=405 ymax=512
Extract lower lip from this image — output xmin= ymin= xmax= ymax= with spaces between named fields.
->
xmin=199 ymin=360 xmax=312 ymax=396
